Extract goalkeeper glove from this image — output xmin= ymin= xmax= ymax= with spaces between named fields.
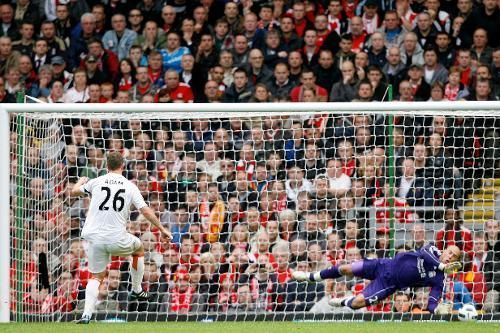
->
xmin=434 ymin=302 xmax=453 ymax=315
xmin=439 ymin=262 xmax=462 ymax=274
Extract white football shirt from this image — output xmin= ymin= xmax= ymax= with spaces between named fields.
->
xmin=81 ymin=172 xmax=147 ymax=243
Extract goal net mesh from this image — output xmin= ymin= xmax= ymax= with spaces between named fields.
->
xmin=9 ymin=109 xmax=500 ymax=322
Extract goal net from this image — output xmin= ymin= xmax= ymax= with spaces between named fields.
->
xmin=6 ymin=104 xmax=500 ymax=322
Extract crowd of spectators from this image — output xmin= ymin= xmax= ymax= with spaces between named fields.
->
xmin=4 ymin=0 xmax=500 ymax=318
xmin=0 ymin=0 xmax=499 ymax=104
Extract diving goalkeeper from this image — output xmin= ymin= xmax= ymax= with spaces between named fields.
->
xmin=292 ymin=244 xmax=461 ymax=313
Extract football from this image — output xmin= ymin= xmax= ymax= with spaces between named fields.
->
xmin=457 ymin=304 xmax=478 ymax=322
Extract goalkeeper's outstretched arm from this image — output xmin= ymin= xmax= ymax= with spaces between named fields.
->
xmin=428 ymin=283 xmax=444 ymax=314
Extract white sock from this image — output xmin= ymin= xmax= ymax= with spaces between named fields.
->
xmin=131 ymin=256 xmax=145 ymax=293
xmin=83 ymin=278 xmax=100 ymax=318
xmin=313 ymin=272 xmax=323 ymax=281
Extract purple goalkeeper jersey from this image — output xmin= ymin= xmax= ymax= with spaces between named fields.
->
xmin=389 ymin=244 xmax=445 ymax=289
xmin=388 ymin=244 xmax=445 ymax=312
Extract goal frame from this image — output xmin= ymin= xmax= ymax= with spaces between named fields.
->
xmin=1 ymin=100 xmax=499 ymax=323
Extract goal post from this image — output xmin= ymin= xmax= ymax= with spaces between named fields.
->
xmin=0 ymin=109 xmax=10 ymax=323
xmin=1 ymin=101 xmax=500 ymax=323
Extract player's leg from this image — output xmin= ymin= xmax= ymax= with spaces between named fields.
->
xmin=129 ymin=243 xmax=149 ymax=300
xmin=108 ymin=233 xmax=149 ymax=301
xmin=77 ymin=243 xmax=109 ymax=324
xmin=330 ymin=279 xmax=396 ymax=310
xmin=292 ymin=259 xmax=373 ymax=282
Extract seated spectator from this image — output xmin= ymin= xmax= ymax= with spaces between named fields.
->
xmin=393 ymin=292 xmax=412 ymax=313
xmin=84 ymin=55 xmax=106 ymax=85
xmin=196 ymin=33 xmax=219 ymax=71
xmin=133 ymin=20 xmax=166 ymax=55
xmin=157 ymin=69 xmax=194 ymax=103
xmin=245 ymin=254 xmax=278 ymax=312
xmin=400 ymin=32 xmax=424 ymax=68
xmin=249 ymin=83 xmax=271 ymax=103
xmin=140 ymin=231 xmax=163 ymax=268
xmin=397 ymin=157 xmax=433 ymax=207
xmin=411 ymin=287 xmax=430 ymax=313
xmin=160 ymin=31 xmax=190 ymax=73
xmin=466 ymin=78 xmax=496 ymax=101
xmin=130 ymin=66 xmax=158 ymax=103
xmin=428 ymin=81 xmax=448 ymax=101
xmin=375 ymin=10 xmax=405 ymax=49
xmin=200 ymin=182 xmax=226 ymax=243
xmin=436 ymin=208 xmax=473 ymax=255
xmin=366 ymin=65 xmax=388 ymax=101
xmin=456 ymin=251 xmax=487 ymax=308
xmin=330 ymin=60 xmax=358 ymax=102
xmin=424 ymin=133 xmax=457 ymax=204
xmin=444 ymin=66 xmax=469 ymax=101
xmin=423 ymin=47 xmax=449 ymax=85
xmin=414 ymin=11 xmax=438 ymax=49
xmin=407 ymin=64 xmax=431 ymax=101
xmin=103 ymin=14 xmax=137 ymax=60
xmin=406 ymin=223 xmax=427 ymax=250
xmin=342 ymin=219 xmax=367 ymax=253
xmin=0 ymin=4 xmax=19 ymax=41
xmin=197 ymin=252 xmax=220 ymax=311
xmin=290 ymin=68 xmax=328 ymax=102
xmin=43 ymin=270 xmax=79 ymax=313
xmin=307 ymin=241 xmax=330 ymax=272
xmin=228 ymin=283 xmax=257 ymax=313
xmin=84 ymin=38 xmax=119 ymax=81
xmin=374 ymin=228 xmax=391 ymax=258
xmin=12 ymin=21 xmax=35 ymax=56
xmin=285 ymin=165 xmax=312 ymax=204
xmin=161 ymin=268 xmax=200 ymax=314
xmin=456 ymin=49 xmax=474 ymax=88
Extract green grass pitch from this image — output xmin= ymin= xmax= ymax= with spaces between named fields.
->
xmin=0 ymin=322 xmax=498 ymax=333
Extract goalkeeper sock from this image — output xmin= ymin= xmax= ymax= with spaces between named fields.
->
xmin=131 ymin=255 xmax=145 ymax=293
xmin=342 ymin=296 xmax=356 ymax=309
xmin=83 ymin=278 xmax=100 ymax=318
xmin=318 ymin=266 xmax=343 ymax=280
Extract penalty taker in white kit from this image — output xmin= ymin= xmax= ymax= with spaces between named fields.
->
xmin=292 ymin=244 xmax=462 ymax=314
xmin=71 ymin=151 xmax=172 ymax=324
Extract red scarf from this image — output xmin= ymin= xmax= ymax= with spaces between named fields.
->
xmin=342 ymin=158 xmax=356 ymax=177
xmin=170 ymin=286 xmax=194 ymax=312
xmin=444 ymin=83 xmax=459 ymax=101
xmin=119 ymin=77 xmax=133 ymax=91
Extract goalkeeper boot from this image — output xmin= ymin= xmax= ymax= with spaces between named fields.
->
xmin=292 ymin=271 xmax=314 ymax=282
xmin=329 ymin=296 xmax=354 ymax=308
xmin=75 ymin=314 xmax=91 ymax=324
xmin=130 ymin=290 xmax=150 ymax=301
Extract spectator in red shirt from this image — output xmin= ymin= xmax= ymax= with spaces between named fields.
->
xmin=350 ymin=16 xmax=369 ymax=53
xmin=436 ymin=208 xmax=473 ymax=256
xmin=130 ymin=65 xmax=157 ymax=102
xmin=162 ymin=268 xmax=200 ymax=314
xmin=84 ymin=38 xmax=119 ymax=81
xmin=290 ymin=1 xmax=314 ymax=38
xmin=86 ymin=83 xmax=106 ymax=103
xmin=43 ymin=270 xmax=79 ymax=312
xmin=157 ymin=69 xmax=194 ymax=103
xmin=116 ymin=58 xmax=136 ymax=92
xmin=290 ymin=68 xmax=328 ymax=102
xmin=456 ymin=48 xmax=473 ymax=87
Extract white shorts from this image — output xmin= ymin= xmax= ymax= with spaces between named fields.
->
xmin=87 ymin=233 xmax=141 ymax=273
